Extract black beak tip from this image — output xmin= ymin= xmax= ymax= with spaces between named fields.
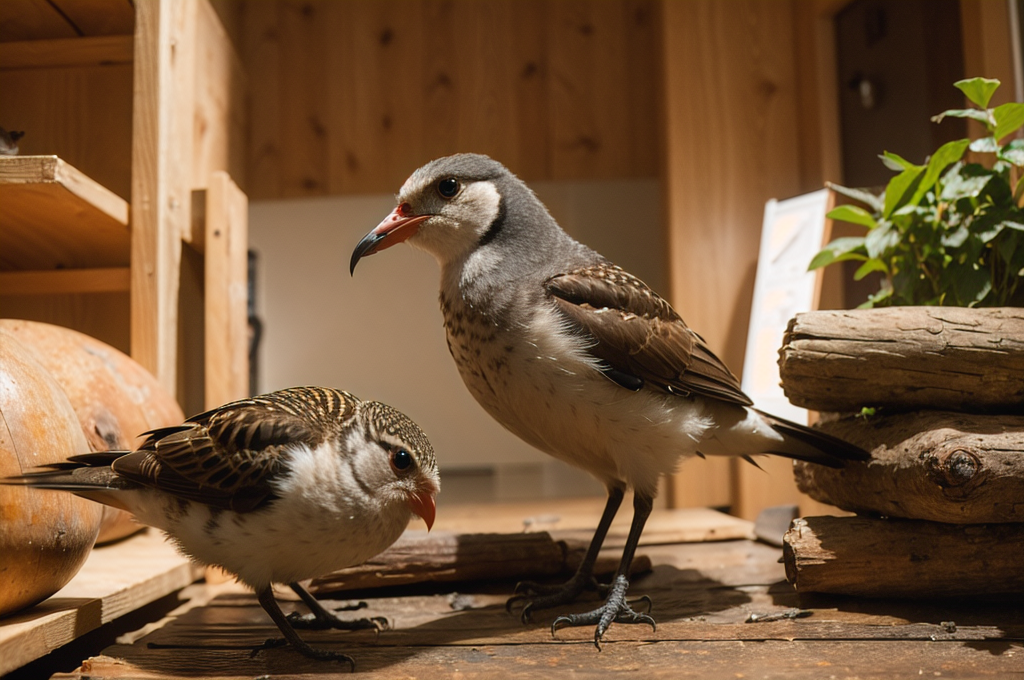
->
xmin=350 ymin=232 xmax=383 ymax=276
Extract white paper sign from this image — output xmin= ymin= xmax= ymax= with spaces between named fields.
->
xmin=741 ymin=189 xmax=832 ymax=423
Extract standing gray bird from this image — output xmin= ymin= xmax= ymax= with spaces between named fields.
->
xmin=350 ymin=154 xmax=867 ymax=648
xmin=6 ymin=386 xmax=439 ymax=666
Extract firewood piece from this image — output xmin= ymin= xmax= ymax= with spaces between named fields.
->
xmin=308 ymin=531 xmax=652 ymax=595
xmin=778 ymin=307 xmax=1024 ymax=413
xmin=794 ymin=411 xmax=1024 ymax=523
xmin=783 ymin=515 xmax=1024 ymax=598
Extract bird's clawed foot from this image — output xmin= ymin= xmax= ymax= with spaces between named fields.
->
xmin=506 ymin=570 xmax=602 ymax=623
xmin=286 ymin=601 xmax=389 ymax=632
xmin=249 ymin=637 xmax=356 ymax=668
xmin=550 ymin=575 xmax=655 ymax=650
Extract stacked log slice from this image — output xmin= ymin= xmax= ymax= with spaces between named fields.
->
xmin=778 ymin=307 xmax=1024 ymax=598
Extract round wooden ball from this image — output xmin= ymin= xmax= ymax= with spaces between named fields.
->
xmin=0 ymin=331 xmax=104 ymax=618
xmin=0 ymin=320 xmax=185 ymax=544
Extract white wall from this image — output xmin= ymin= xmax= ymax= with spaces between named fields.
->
xmin=249 ymin=178 xmax=663 ymax=488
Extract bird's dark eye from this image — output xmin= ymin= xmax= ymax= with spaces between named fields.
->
xmin=391 ymin=448 xmax=413 ymax=472
xmin=437 ymin=178 xmax=459 ymax=199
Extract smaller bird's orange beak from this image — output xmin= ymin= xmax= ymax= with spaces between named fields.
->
xmin=350 ymin=203 xmax=431 ymax=275
xmin=406 ymin=488 xmax=437 ymax=531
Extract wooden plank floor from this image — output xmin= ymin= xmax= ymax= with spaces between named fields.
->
xmin=49 ymin=521 xmax=1023 ymax=678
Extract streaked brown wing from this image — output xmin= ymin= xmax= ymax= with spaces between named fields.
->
xmin=545 ymin=263 xmax=752 ymax=406
xmin=114 ymin=387 xmax=359 ymax=512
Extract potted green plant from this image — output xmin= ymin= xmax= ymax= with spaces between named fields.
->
xmin=809 ymin=77 xmax=1024 ymax=308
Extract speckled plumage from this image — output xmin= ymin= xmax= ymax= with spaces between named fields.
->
xmin=6 ymin=386 xmax=439 ymax=663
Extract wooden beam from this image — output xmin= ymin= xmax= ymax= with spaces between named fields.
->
xmin=130 ymin=0 xmax=197 ymax=399
xmin=203 ymin=171 xmax=249 ymax=408
xmin=191 ymin=0 xmax=248 ymax=193
xmin=0 ymin=35 xmax=133 ymax=70
xmin=0 ymin=268 xmax=130 ymax=295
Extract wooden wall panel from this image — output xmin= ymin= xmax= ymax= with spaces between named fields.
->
xmin=662 ymin=0 xmax=805 ymax=513
xmin=0 ymin=65 xmax=134 ymax=200
xmin=192 ymin=0 xmax=247 ymax=193
xmin=236 ymin=0 xmax=660 ymax=199
xmin=960 ymin=0 xmax=1016 ymax=107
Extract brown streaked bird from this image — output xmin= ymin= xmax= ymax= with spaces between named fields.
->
xmin=350 ymin=153 xmax=867 ymax=648
xmin=5 ymin=386 xmax=439 ymax=666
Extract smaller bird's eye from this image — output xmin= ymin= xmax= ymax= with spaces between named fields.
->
xmin=391 ymin=448 xmax=413 ymax=472
xmin=437 ymin=178 xmax=460 ymax=199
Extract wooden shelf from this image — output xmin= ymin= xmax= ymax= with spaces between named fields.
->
xmin=0 ymin=529 xmax=202 ymax=676
xmin=0 ymin=35 xmax=134 ymax=70
xmin=0 ymin=155 xmax=130 ymax=271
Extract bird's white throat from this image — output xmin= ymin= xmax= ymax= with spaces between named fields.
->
xmin=409 ymin=180 xmax=503 ymax=269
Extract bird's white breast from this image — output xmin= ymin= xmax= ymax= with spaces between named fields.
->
xmin=123 ymin=440 xmax=410 ymax=590
xmin=441 ymin=289 xmax=713 ymax=496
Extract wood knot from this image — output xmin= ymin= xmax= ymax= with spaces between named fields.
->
xmin=924 ymin=448 xmax=981 ymax=489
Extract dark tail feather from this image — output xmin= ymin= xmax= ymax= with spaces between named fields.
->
xmin=28 ymin=450 xmax=131 ymax=472
xmin=2 ymin=454 xmax=134 ymax=509
xmin=754 ymin=408 xmax=870 ymax=469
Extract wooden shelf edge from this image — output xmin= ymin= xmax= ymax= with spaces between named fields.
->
xmin=0 ymin=155 xmax=129 ymax=226
xmin=0 ymin=35 xmax=134 ymax=70
xmin=0 ymin=267 xmax=131 ymax=295
xmin=0 ymin=529 xmax=202 ymax=675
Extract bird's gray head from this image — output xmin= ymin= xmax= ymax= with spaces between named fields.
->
xmin=351 ymin=400 xmax=440 ymax=530
xmin=350 ymin=154 xmax=555 ymax=273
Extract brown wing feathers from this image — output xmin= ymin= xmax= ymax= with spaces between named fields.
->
xmin=112 ymin=387 xmax=359 ymax=513
xmin=545 ymin=263 xmax=752 ymax=406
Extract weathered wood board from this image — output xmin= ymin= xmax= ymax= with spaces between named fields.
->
xmin=0 ymin=529 xmax=202 ymax=676
xmin=49 ymin=540 xmax=1024 ymax=679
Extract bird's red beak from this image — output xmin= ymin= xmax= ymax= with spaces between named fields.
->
xmin=406 ymin=488 xmax=437 ymax=531
xmin=349 ymin=203 xmax=431 ymax=275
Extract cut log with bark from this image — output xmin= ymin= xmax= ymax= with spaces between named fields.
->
xmin=308 ymin=531 xmax=651 ymax=594
xmin=778 ymin=307 xmax=1024 ymax=413
xmin=783 ymin=515 xmax=1024 ymax=598
xmin=794 ymin=411 xmax=1024 ymax=523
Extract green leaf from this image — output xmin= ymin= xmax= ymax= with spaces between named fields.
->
xmin=826 ymin=205 xmax=878 ymax=229
xmin=808 ymin=237 xmax=867 ymax=270
xmin=999 ymin=139 xmax=1024 ymax=166
xmin=880 ymin=151 xmax=921 ymax=172
xmin=827 ymin=183 xmax=884 ymax=213
xmin=932 ymin=108 xmax=995 ymax=128
xmin=954 ymin=77 xmax=1000 ymax=108
xmin=883 ymin=166 xmax=925 ymax=217
xmin=861 ymin=284 xmax=894 ymax=308
xmin=910 ymin=139 xmax=970 ymax=205
xmin=952 ymin=265 xmax=992 ymax=306
xmin=865 ymin=221 xmax=899 ymax=258
xmin=970 ymin=136 xmax=998 ymax=153
xmin=853 ymin=258 xmax=888 ymax=280
xmin=941 ymin=225 xmax=970 ymax=248
xmin=993 ymin=102 xmax=1024 ymax=141
xmin=972 ymin=214 xmax=1006 ymax=243
xmin=939 ymin=162 xmax=994 ymax=201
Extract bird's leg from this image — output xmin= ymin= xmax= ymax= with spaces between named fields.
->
xmin=507 ymin=485 xmax=625 ymax=623
xmin=251 ymin=586 xmax=356 ymax=668
xmin=551 ymin=492 xmax=656 ymax=650
xmin=286 ymin=582 xmax=389 ymax=632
